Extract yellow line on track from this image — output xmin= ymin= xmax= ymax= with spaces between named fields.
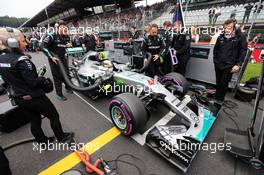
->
xmin=39 ymin=127 xmax=121 ymax=175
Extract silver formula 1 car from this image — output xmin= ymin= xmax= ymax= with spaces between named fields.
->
xmin=59 ymin=50 xmax=221 ymax=173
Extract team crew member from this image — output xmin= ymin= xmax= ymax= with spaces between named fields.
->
xmin=162 ymin=21 xmax=173 ymax=74
xmin=213 ymin=19 xmax=247 ymax=103
xmin=171 ymin=21 xmax=191 ymax=76
xmin=141 ymin=24 xmax=166 ymax=78
xmin=82 ymin=31 xmax=97 ymax=52
xmin=129 ymin=26 xmax=141 ymax=55
xmin=0 ymin=27 xmax=73 ymax=144
xmin=129 ymin=26 xmax=140 ymax=41
xmin=71 ymin=33 xmax=82 ymax=47
xmin=42 ymin=20 xmax=73 ymax=101
xmin=143 ymin=24 xmax=151 ymax=38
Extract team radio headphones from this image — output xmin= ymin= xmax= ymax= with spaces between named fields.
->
xmin=5 ymin=27 xmax=19 ymax=49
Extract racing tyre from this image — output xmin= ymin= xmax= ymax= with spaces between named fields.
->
xmin=234 ymin=86 xmax=256 ymax=102
xmin=109 ymin=93 xmax=148 ymax=136
xmin=160 ymin=72 xmax=189 ymax=97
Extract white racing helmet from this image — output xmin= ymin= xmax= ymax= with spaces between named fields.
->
xmin=102 ymin=60 xmax=113 ymax=68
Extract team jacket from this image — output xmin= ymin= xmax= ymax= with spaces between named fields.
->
xmin=141 ymin=34 xmax=166 ymax=61
xmin=42 ymin=33 xmax=70 ymax=59
xmin=162 ymin=29 xmax=174 ymax=49
xmin=171 ymin=30 xmax=191 ymax=57
xmin=0 ymin=52 xmax=45 ymax=98
xmin=82 ymin=33 xmax=97 ymax=51
xmin=213 ymin=29 xmax=247 ymax=69
xmin=130 ymin=31 xmax=141 ymax=41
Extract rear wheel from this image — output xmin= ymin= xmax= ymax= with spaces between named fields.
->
xmin=109 ymin=93 xmax=148 ymax=136
xmin=160 ymin=72 xmax=189 ymax=97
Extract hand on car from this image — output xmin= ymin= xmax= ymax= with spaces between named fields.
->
xmin=51 ymin=57 xmax=59 ymax=64
xmin=231 ymin=65 xmax=240 ymax=73
xmin=153 ymin=55 xmax=160 ymax=62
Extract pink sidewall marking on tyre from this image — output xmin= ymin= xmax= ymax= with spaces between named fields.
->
xmin=109 ymin=99 xmax=133 ymax=136
xmin=162 ymin=76 xmax=181 ymax=87
xmin=161 ymin=76 xmax=182 ymax=92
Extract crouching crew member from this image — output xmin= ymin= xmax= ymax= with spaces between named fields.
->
xmin=171 ymin=21 xmax=191 ymax=76
xmin=213 ymin=19 xmax=247 ymax=103
xmin=42 ymin=20 xmax=73 ymax=101
xmin=141 ymin=24 xmax=166 ymax=78
xmin=0 ymin=27 xmax=73 ymax=144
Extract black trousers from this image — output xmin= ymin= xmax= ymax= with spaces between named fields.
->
xmin=15 ymin=95 xmax=65 ymax=143
xmin=48 ymin=57 xmax=71 ymax=96
xmin=215 ymin=66 xmax=233 ymax=101
xmin=146 ymin=60 xmax=162 ymax=78
xmin=174 ymin=54 xmax=190 ymax=76
xmin=163 ymin=52 xmax=173 ymax=74
xmin=0 ymin=147 xmax=11 ymax=175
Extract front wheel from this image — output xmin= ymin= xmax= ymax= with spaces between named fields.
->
xmin=109 ymin=93 xmax=148 ymax=136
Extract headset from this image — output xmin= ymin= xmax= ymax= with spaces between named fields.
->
xmin=5 ymin=27 xmax=19 ymax=49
